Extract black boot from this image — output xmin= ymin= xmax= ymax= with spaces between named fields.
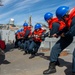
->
xmin=72 ymin=72 xmax=75 ymax=75
xmin=29 ymin=54 xmax=36 ymax=59
xmin=43 ymin=62 xmax=56 ymax=74
xmin=29 ymin=51 xmax=37 ymax=59
xmin=23 ymin=51 xmax=28 ymax=55
xmin=55 ymin=59 xmax=60 ymax=66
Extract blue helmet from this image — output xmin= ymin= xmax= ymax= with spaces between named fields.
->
xmin=23 ymin=23 xmax=28 ymax=26
xmin=20 ymin=28 xmax=24 ymax=31
xmin=17 ymin=29 xmax=20 ymax=33
xmin=56 ymin=6 xmax=69 ymax=19
xmin=35 ymin=23 xmax=41 ymax=30
xmin=44 ymin=12 xmax=53 ymax=21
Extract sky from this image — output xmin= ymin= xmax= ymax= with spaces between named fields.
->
xmin=0 ymin=0 xmax=75 ymax=26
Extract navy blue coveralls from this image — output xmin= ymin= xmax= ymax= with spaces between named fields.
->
xmin=28 ymin=29 xmax=45 ymax=56
xmin=23 ymin=29 xmax=32 ymax=53
xmin=49 ymin=17 xmax=75 ymax=72
xmin=46 ymin=22 xmax=73 ymax=62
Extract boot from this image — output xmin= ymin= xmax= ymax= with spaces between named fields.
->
xmin=29 ymin=51 xmax=37 ymax=59
xmin=29 ymin=54 xmax=35 ymax=59
xmin=23 ymin=51 xmax=28 ymax=55
xmin=72 ymin=72 xmax=75 ymax=75
xmin=29 ymin=54 xmax=36 ymax=59
xmin=55 ymin=59 xmax=60 ymax=66
xmin=43 ymin=62 xmax=56 ymax=74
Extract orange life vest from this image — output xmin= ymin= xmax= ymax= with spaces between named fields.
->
xmin=17 ymin=32 xmax=21 ymax=39
xmin=48 ymin=17 xmax=66 ymax=31
xmin=33 ymin=29 xmax=46 ymax=42
xmin=24 ymin=26 xmax=32 ymax=36
xmin=20 ymin=31 xmax=25 ymax=37
xmin=64 ymin=7 xmax=75 ymax=28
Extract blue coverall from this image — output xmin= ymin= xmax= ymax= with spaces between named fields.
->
xmin=49 ymin=17 xmax=75 ymax=72
xmin=28 ymin=41 xmax=41 ymax=55
xmin=23 ymin=39 xmax=32 ymax=53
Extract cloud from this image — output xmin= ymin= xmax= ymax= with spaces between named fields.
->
xmin=2 ymin=0 xmax=13 ymax=5
xmin=13 ymin=0 xmax=41 ymax=10
xmin=0 ymin=0 xmax=42 ymax=20
xmin=1 ymin=0 xmax=75 ymax=26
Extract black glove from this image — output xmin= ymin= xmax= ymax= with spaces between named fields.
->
xmin=41 ymin=35 xmax=45 ymax=41
xmin=44 ymin=32 xmax=51 ymax=38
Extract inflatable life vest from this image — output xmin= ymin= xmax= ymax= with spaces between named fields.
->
xmin=65 ymin=7 xmax=75 ymax=28
xmin=24 ymin=26 xmax=32 ymax=38
xmin=48 ymin=17 xmax=66 ymax=31
xmin=33 ymin=29 xmax=45 ymax=42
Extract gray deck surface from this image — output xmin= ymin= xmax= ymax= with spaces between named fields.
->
xmin=0 ymin=46 xmax=73 ymax=75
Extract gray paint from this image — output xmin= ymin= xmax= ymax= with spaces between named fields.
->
xmin=40 ymin=37 xmax=75 ymax=53
xmin=0 ymin=30 xmax=15 ymax=43
xmin=0 ymin=30 xmax=75 ymax=53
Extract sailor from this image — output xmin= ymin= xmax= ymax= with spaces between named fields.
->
xmin=43 ymin=12 xmax=73 ymax=74
xmin=23 ymin=22 xmax=32 ymax=55
xmin=28 ymin=23 xmax=46 ymax=59
xmin=18 ymin=28 xmax=25 ymax=49
xmin=56 ymin=6 xmax=75 ymax=75
xmin=14 ymin=30 xmax=20 ymax=48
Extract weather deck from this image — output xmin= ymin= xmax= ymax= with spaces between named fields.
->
xmin=0 ymin=44 xmax=72 ymax=75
